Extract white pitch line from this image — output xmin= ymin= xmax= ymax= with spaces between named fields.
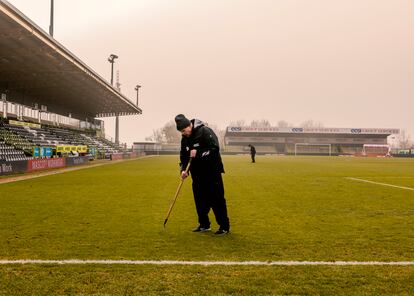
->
xmin=346 ymin=177 xmax=414 ymax=192
xmin=0 ymin=260 xmax=414 ymax=266
xmin=351 ymin=177 xmax=414 ymax=179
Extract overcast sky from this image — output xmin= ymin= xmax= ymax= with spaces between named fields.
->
xmin=7 ymin=0 xmax=414 ymax=145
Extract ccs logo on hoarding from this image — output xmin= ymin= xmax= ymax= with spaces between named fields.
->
xmin=291 ymin=128 xmax=303 ymax=133
xmin=351 ymin=129 xmax=362 ymax=134
xmin=230 ymin=127 xmax=242 ymax=132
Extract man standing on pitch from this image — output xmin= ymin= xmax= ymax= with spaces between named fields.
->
xmin=175 ymin=114 xmax=230 ymax=235
xmin=248 ymin=144 xmax=256 ymax=163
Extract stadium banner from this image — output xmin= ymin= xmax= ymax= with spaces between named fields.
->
xmin=65 ymin=156 xmax=90 ymax=167
xmin=0 ymin=160 xmax=28 ymax=176
xmin=225 ymin=137 xmax=388 ymax=145
xmin=120 ymin=152 xmax=139 ymax=160
xmin=110 ymin=153 xmax=123 ymax=161
xmin=9 ymin=119 xmax=41 ymax=129
xmin=129 ymin=152 xmax=138 ymax=158
xmin=395 ymin=149 xmax=413 ymax=156
xmin=27 ymin=158 xmax=65 ymax=172
xmin=227 ymin=126 xmax=400 ymax=135
xmin=1 ymin=157 xmax=93 ymax=176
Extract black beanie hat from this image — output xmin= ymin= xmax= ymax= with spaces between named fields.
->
xmin=175 ymin=114 xmax=191 ymax=130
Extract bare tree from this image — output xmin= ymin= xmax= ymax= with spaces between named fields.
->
xmin=250 ymin=119 xmax=271 ymax=127
xmin=300 ymin=120 xmax=324 ymax=128
xmin=146 ymin=120 xmax=226 ymax=146
xmin=162 ymin=120 xmax=182 ymax=143
xmin=228 ymin=119 xmax=246 ymax=127
xmin=145 ymin=129 xmax=163 ymax=142
xmin=277 ymin=120 xmax=291 ymax=127
xmin=398 ymin=129 xmax=412 ymax=149
xmin=145 ymin=120 xmax=181 ymax=143
xmin=206 ymin=122 xmax=226 ymax=149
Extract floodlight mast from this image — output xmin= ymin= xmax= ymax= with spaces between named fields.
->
xmin=108 ymin=54 xmax=119 ymax=144
xmin=135 ymin=85 xmax=141 ymax=107
xmin=108 ymin=54 xmax=118 ymax=86
xmin=49 ymin=0 xmax=54 ymax=37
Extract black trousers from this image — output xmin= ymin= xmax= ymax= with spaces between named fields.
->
xmin=192 ymin=173 xmax=230 ymax=231
xmin=251 ymin=154 xmax=256 ymax=163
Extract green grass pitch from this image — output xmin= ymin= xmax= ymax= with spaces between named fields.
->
xmin=1 ymin=155 xmax=414 ymax=294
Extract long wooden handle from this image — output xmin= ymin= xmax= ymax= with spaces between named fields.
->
xmin=163 ymin=158 xmax=192 ymax=227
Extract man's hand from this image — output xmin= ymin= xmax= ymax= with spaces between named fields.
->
xmin=181 ymin=153 xmax=195 ymax=179
xmin=181 ymin=171 xmax=188 ymax=179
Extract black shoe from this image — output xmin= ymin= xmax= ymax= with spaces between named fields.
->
xmin=214 ymin=229 xmax=229 ymax=236
xmin=192 ymin=226 xmax=211 ymax=233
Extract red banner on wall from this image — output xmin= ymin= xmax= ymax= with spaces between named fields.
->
xmin=27 ymin=158 xmax=65 ymax=172
xmin=110 ymin=153 xmax=124 ymax=161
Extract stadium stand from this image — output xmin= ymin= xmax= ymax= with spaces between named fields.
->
xmin=0 ymin=139 xmax=32 ymax=162
xmin=0 ymin=119 xmax=128 ymax=159
xmin=80 ymin=134 xmax=123 ymax=156
xmin=0 ymin=121 xmax=32 ymax=162
xmin=44 ymin=127 xmax=82 ymax=145
xmin=0 ymin=1 xmax=142 ymax=175
xmin=0 ymin=123 xmax=34 ymax=153
xmin=224 ymin=127 xmax=400 ymax=156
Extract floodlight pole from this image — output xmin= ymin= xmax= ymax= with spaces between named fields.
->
xmin=108 ymin=54 xmax=119 ymax=145
xmin=135 ymin=84 xmax=141 ymax=107
xmin=108 ymin=54 xmax=118 ymax=85
xmin=49 ymin=0 xmax=54 ymax=37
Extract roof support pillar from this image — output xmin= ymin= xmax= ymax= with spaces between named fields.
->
xmin=1 ymin=94 xmax=6 ymax=118
xmin=17 ymin=104 xmax=23 ymax=120
xmin=115 ymin=114 xmax=119 ymax=145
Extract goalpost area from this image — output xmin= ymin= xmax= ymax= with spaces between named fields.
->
xmin=362 ymin=144 xmax=391 ymax=157
xmin=294 ymin=143 xmax=332 ymax=156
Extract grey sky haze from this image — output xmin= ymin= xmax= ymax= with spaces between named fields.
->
xmin=7 ymin=0 xmax=414 ymax=145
